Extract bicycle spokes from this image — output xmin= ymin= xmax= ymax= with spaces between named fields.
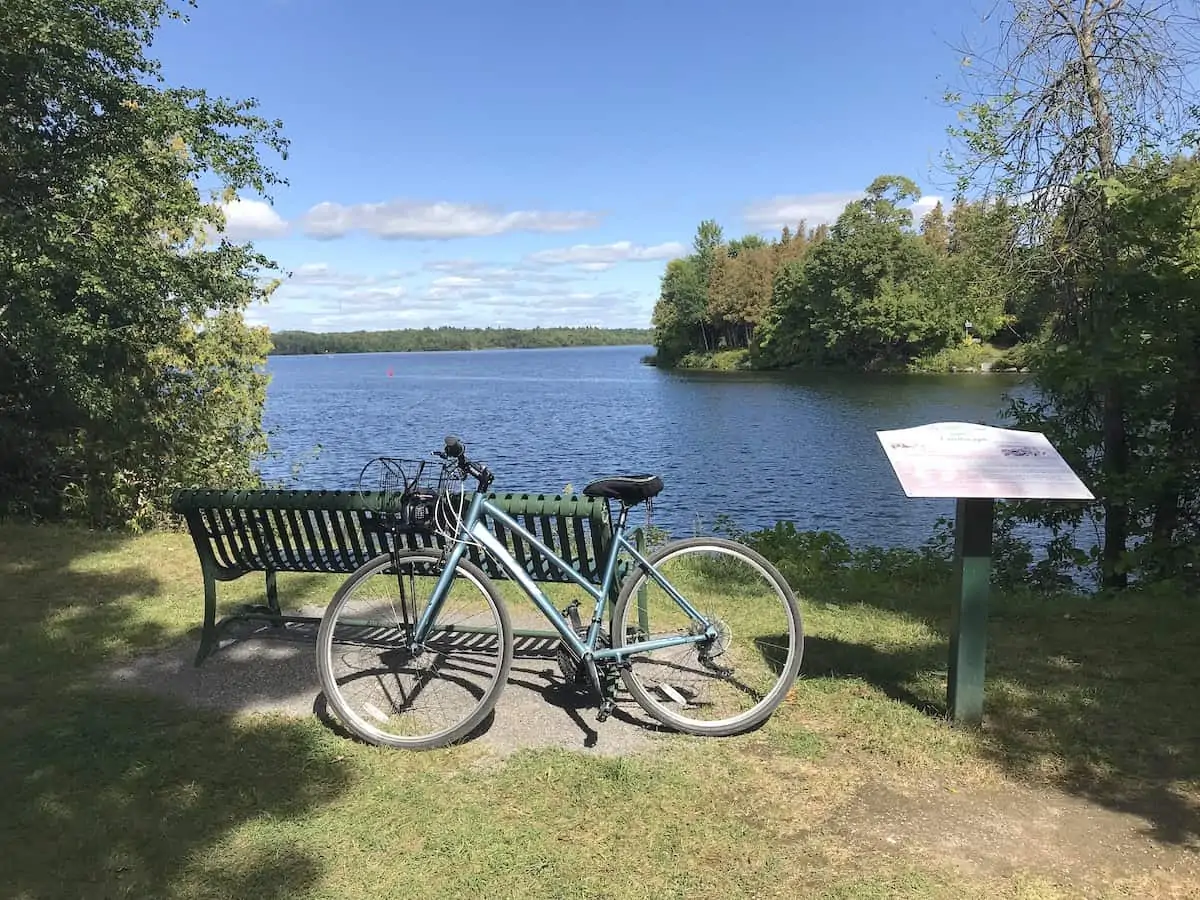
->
xmin=614 ymin=539 xmax=802 ymax=733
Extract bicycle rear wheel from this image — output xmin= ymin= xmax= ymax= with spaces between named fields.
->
xmin=612 ymin=537 xmax=803 ymax=736
xmin=316 ymin=549 xmax=513 ymax=750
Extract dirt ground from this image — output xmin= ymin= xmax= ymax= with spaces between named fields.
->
xmin=101 ymin=615 xmax=667 ymax=756
xmin=99 ymin=618 xmax=1200 ymax=897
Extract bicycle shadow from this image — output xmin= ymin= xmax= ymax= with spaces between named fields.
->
xmin=501 ymin=656 xmax=666 ymax=749
xmin=312 ymin=657 xmax=664 ymax=753
xmin=169 ymin=623 xmax=668 ymax=755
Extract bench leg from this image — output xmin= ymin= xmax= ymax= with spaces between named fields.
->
xmin=194 ymin=567 xmax=218 ymax=667
xmin=265 ymin=570 xmax=283 ymax=626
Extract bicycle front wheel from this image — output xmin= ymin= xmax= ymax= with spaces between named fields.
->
xmin=316 ymin=549 xmax=513 ymax=750
xmin=612 ymin=537 xmax=803 ymax=736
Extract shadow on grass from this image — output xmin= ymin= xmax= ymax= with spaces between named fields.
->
xmin=0 ymin=524 xmax=353 ymax=898
xmin=980 ymin=590 xmax=1200 ymax=849
xmin=787 ymin=551 xmax=1200 ymax=849
xmin=802 ymin=635 xmax=945 ymax=717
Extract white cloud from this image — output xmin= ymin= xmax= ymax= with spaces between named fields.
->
xmin=910 ymin=195 xmax=945 ymax=226
xmin=310 ymin=308 xmax=427 ymax=329
xmin=524 ymin=240 xmax=686 ymax=272
xmin=262 ymin=267 xmax=418 ymax=327
xmin=422 ymin=259 xmax=578 ymax=285
xmin=350 ymin=285 xmax=410 ymax=310
xmin=431 ymin=275 xmax=484 ymax=288
xmin=742 ymin=192 xmax=863 ymax=231
xmin=423 ymin=259 xmax=484 ymax=274
xmin=286 ymin=263 xmax=377 ymax=287
xmin=254 ymin=255 xmax=655 ymax=332
xmin=219 ymin=198 xmax=289 ymax=240
xmin=745 ymin=191 xmax=949 ymax=232
xmin=300 ymin=201 xmax=603 ymax=240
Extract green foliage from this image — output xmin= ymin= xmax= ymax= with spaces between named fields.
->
xmin=909 ymin=340 xmax=1004 ymax=374
xmin=267 ymin=326 xmax=652 ymax=355
xmin=1 ymin=0 xmax=287 ymax=528
xmin=653 ymin=177 xmax=1023 ymax=373
xmin=730 ymin=520 xmax=954 ymax=597
xmin=652 ymin=219 xmax=820 ymax=367
xmin=940 ymin=0 xmax=1200 ymax=587
xmin=672 ymin=349 xmax=749 ymax=371
xmin=651 ymin=253 xmax=711 ymax=364
xmin=1004 ymin=155 xmax=1200 ymax=585
xmin=718 ymin=512 xmax=1076 ymax=597
xmin=761 ymin=181 xmax=1016 ymax=370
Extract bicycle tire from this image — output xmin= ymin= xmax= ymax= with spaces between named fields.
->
xmin=316 ymin=549 xmax=513 ymax=750
xmin=612 ymin=536 xmax=803 ymax=736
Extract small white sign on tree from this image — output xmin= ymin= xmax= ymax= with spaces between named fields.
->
xmin=875 ymin=422 xmax=1095 ymax=501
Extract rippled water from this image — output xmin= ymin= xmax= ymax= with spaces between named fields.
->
xmin=259 ymin=345 xmax=1034 ymax=548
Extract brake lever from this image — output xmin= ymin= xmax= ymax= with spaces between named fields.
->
xmin=476 ymin=465 xmax=494 ymax=491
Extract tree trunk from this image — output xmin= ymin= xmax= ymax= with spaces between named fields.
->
xmin=1151 ymin=386 xmax=1194 ymax=553
xmin=1101 ymin=382 xmax=1129 ymax=588
xmin=1078 ymin=7 xmax=1129 ymax=587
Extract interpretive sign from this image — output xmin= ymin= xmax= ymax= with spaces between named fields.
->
xmin=874 ymin=422 xmax=1094 ymax=726
xmin=876 ymin=422 xmax=1094 ymax=501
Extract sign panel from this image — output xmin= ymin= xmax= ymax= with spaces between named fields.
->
xmin=875 ymin=422 xmax=1095 ymax=500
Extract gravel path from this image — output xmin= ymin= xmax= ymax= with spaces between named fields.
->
xmin=101 ymin=615 xmax=670 ymax=757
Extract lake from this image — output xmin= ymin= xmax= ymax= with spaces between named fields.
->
xmin=259 ymin=345 xmax=1035 ymax=549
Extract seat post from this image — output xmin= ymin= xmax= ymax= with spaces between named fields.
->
xmin=614 ymin=503 xmax=631 ymax=533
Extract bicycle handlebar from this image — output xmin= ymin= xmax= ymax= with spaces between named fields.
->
xmin=435 ymin=435 xmax=493 ymax=492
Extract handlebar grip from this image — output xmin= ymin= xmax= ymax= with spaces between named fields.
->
xmin=440 ymin=435 xmax=491 ymax=490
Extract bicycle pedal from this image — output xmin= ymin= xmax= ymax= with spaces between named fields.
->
xmin=596 ymin=698 xmax=615 ymax=723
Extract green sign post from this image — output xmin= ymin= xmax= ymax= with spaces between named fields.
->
xmin=876 ymin=423 xmax=1094 ymax=726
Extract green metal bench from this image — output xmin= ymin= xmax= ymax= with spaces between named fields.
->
xmin=171 ymin=488 xmax=625 ymax=665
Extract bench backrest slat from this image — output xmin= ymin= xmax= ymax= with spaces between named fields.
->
xmin=571 ymin=515 xmax=592 ymax=579
xmin=324 ymin=510 xmax=354 ymax=567
xmin=311 ymin=509 xmax=339 ymax=571
xmin=292 ymin=507 xmax=324 ymax=564
xmin=267 ymin=508 xmax=302 ymax=568
xmin=210 ymin=508 xmax=246 ymax=569
xmin=243 ymin=507 xmax=277 ymax=568
xmin=227 ymin=504 xmax=261 ymax=566
xmin=337 ymin=509 xmax=368 ymax=563
xmin=528 ymin=513 xmax=554 ymax=581
xmin=172 ymin=488 xmax=616 ymax=585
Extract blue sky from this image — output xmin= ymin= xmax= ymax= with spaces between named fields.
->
xmin=154 ymin=0 xmax=985 ymax=332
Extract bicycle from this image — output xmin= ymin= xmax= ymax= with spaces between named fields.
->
xmin=315 ymin=436 xmax=804 ymax=750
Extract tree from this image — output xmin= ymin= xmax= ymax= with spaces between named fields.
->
xmin=707 ymin=239 xmax=777 ymax=348
xmin=945 ymin=0 xmax=1200 ymax=586
xmin=1 ymin=0 xmax=288 ymax=527
xmin=939 ymin=198 xmax=1021 ymax=342
xmin=859 ymin=175 xmax=921 ymax=229
xmin=1105 ymin=156 xmax=1200 ymax=575
xmin=763 ymin=175 xmax=954 ymax=369
xmin=691 ymin=219 xmax=724 ymax=279
xmin=920 ymin=202 xmax=950 ymax=254
xmin=651 ymin=257 xmax=709 ymax=363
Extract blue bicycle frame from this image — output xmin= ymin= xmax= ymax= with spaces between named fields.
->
xmin=411 ymin=492 xmax=714 ymax=662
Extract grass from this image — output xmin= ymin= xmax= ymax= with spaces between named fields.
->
xmin=1 ymin=520 xmax=1198 ymax=898
xmin=909 ymin=340 xmax=1010 ymax=373
xmin=673 ymin=348 xmax=752 ymax=371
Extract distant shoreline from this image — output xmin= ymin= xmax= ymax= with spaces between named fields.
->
xmin=266 ymin=326 xmax=654 ymax=356
xmin=269 ymin=342 xmax=654 ymax=357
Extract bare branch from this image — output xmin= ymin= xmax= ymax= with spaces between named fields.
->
xmin=941 ymin=0 xmax=1198 ymax=225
